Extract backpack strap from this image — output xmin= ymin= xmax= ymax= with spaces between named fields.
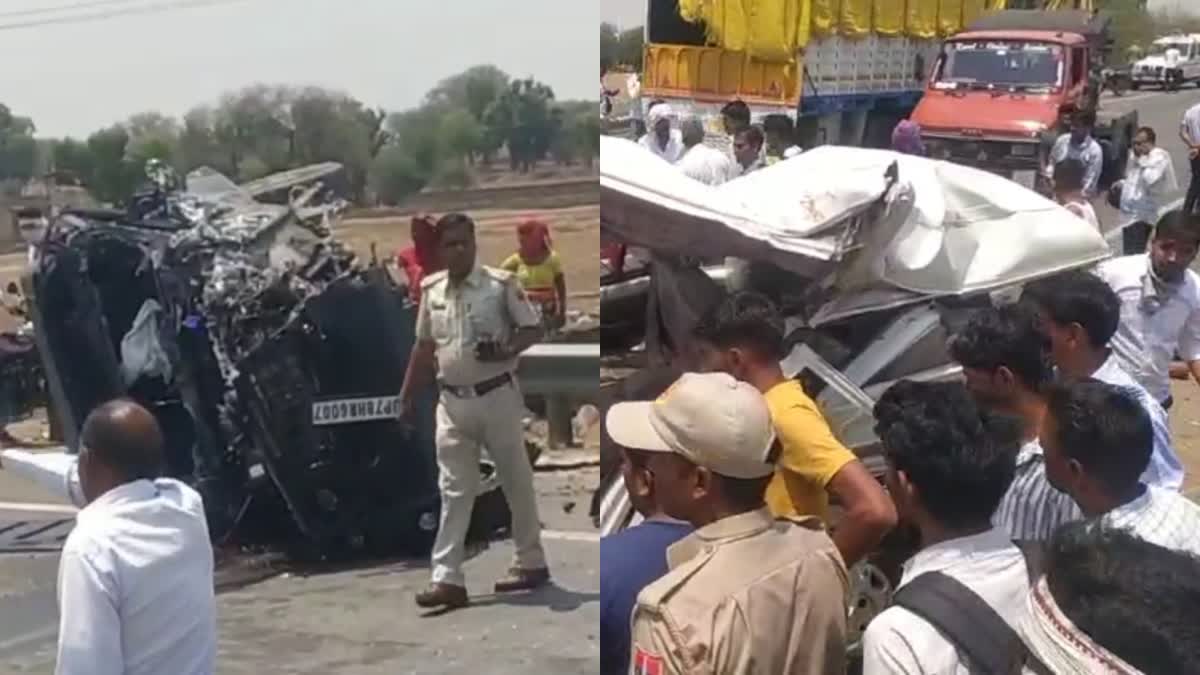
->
xmin=892 ymin=572 xmax=1025 ymax=675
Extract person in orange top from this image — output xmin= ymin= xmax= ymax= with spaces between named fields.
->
xmin=500 ymin=219 xmax=567 ymax=328
xmin=395 ymin=215 xmax=442 ymax=303
xmin=691 ymin=291 xmax=897 ymax=567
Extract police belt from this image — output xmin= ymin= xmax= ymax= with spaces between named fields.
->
xmin=439 ymin=372 xmax=513 ymax=398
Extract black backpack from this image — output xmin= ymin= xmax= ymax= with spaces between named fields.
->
xmin=890 ymin=540 xmax=1054 ymax=675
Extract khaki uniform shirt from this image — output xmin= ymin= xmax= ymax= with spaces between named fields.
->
xmin=629 ymin=508 xmax=848 ymax=675
xmin=416 ymin=264 xmax=540 ymax=387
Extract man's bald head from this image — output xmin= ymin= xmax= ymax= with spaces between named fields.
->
xmin=80 ymin=399 xmax=164 ymax=483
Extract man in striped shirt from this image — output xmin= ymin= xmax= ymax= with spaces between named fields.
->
xmin=948 ymin=304 xmax=1083 ymax=542
xmin=1040 ymin=379 xmax=1200 ymax=557
xmin=1022 ymin=271 xmax=1184 ymax=490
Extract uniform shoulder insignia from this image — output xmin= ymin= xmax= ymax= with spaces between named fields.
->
xmin=631 ymin=646 xmax=665 ymax=675
xmin=420 ymin=270 xmax=448 ymax=288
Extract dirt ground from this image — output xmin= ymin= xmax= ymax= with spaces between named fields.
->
xmin=1167 ymin=378 xmax=1200 ymax=498
xmin=338 ymin=204 xmax=600 ymax=314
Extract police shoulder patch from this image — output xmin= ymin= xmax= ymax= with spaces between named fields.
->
xmin=420 ymin=269 xmax=448 ymax=288
xmin=632 ymin=645 xmax=665 ymax=675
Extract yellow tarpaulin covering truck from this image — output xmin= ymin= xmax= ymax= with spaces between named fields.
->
xmin=640 ymin=0 xmax=1007 ymax=149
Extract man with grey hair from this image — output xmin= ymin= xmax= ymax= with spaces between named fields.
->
xmin=676 ymin=116 xmax=737 ymax=186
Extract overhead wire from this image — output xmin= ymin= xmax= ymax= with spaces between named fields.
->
xmin=0 ymin=0 xmax=153 ymax=20
xmin=0 ymin=0 xmax=262 ymax=32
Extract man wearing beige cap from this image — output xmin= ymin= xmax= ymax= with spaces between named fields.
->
xmin=608 ymin=372 xmax=848 ymax=675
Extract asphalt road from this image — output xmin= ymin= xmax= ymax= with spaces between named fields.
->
xmin=0 ymin=467 xmax=600 ymax=675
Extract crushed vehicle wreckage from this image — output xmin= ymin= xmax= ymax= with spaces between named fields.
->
xmin=18 ymin=161 xmax=509 ymax=560
xmin=597 ymin=137 xmax=1110 ymax=648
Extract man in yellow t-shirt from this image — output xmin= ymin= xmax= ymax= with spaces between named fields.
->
xmin=692 ymin=291 xmax=897 ymax=566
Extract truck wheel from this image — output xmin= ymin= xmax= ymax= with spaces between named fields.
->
xmin=1131 ymin=81 xmax=1140 ymax=91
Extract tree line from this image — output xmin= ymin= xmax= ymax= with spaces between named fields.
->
xmin=0 ymin=64 xmax=600 ymax=206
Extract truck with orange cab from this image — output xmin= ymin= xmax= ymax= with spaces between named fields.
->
xmin=910 ymin=9 xmax=1138 ymax=193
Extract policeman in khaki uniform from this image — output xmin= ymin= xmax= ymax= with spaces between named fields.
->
xmin=400 ymin=212 xmax=549 ymax=610
xmin=606 ymin=372 xmax=848 ymax=675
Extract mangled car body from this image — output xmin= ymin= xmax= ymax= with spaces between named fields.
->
xmin=25 ymin=162 xmax=506 ymax=560
xmin=598 ymin=137 xmax=1110 ymax=641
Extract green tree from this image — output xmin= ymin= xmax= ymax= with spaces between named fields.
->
xmin=51 ymin=138 xmax=95 ymax=181
xmin=86 ymin=125 xmax=135 ymax=204
xmin=426 ymin=65 xmax=510 ymax=122
xmin=125 ymin=111 xmax=180 ymax=165
xmin=601 ymin=23 xmax=620 ymax=71
xmin=0 ymin=104 xmax=38 ymax=182
xmin=437 ymin=108 xmax=483 ymax=164
xmin=484 ymin=78 xmax=557 ymax=173
xmin=370 ymin=145 xmax=429 ymax=204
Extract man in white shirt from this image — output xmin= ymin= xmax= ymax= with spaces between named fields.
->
xmin=1046 ymin=109 xmax=1104 ymax=199
xmin=1040 ymin=380 xmax=1200 ymax=557
xmin=676 ymin=117 xmax=737 ymax=186
xmin=732 ymin=125 xmax=766 ymax=176
xmin=636 ymin=102 xmax=685 ymax=164
xmin=1051 ymin=158 xmax=1100 ymax=232
xmin=1114 ymin=126 xmax=1178 ymax=254
xmin=948 ymin=304 xmax=1083 ymax=542
xmin=863 ymin=380 xmax=1031 ymax=674
xmin=1181 ymin=100 xmax=1200 ymax=215
xmin=1022 ymin=271 xmax=1183 ymax=490
xmin=56 ymin=399 xmax=216 ymax=675
xmin=1095 ymin=210 xmax=1200 ymax=411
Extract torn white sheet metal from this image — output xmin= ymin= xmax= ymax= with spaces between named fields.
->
xmin=600 ymin=136 xmax=840 ymax=274
xmin=601 ymin=140 xmax=1112 ymax=308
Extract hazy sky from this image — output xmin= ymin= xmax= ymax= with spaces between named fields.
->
xmin=1 ymin=0 xmax=597 ymax=138
xmin=602 ymin=0 xmax=1193 ymax=30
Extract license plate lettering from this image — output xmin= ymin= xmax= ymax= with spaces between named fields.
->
xmin=312 ymin=395 xmax=401 ymax=426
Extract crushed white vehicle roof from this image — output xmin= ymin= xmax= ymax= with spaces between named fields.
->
xmin=601 ymin=137 xmax=1112 ymax=321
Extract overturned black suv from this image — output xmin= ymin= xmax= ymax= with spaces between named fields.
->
xmin=27 ymin=162 xmax=507 ymax=560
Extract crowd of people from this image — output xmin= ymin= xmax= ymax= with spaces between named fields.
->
xmin=600 ymin=193 xmax=1200 ymax=670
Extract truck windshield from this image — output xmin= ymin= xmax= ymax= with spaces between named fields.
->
xmin=936 ymin=41 xmax=1063 ymax=90
xmin=1148 ymin=42 xmax=1190 ymax=56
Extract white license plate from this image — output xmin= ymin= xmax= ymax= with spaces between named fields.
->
xmin=312 ymin=395 xmax=400 ymax=426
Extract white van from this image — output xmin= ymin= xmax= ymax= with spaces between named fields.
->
xmin=1132 ymin=34 xmax=1200 ymax=89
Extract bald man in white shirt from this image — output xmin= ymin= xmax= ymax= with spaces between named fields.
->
xmin=56 ymin=399 xmax=216 ymax=675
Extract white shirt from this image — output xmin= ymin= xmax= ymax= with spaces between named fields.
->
xmin=1118 ymin=147 xmax=1178 ymax=226
xmin=993 ymin=440 xmax=1083 ymax=542
xmin=1165 ymin=48 xmax=1182 ymax=69
xmin=1048 ymin=134 xmax=1104 ymax=198
xmin=1091 ymin=353 xmax=1184 ymax=490
xmin=677 ymin=143 xmax=738 ymax=186
xmin=56 ymin=478 xmax=216 ymax=675
xmin=1104 ymin=484 xmax=1200 ymax=557
xmin=637 ymin=130 xmax=685 ymax=164
xmin=1096 ymin=254 xmax=1200 ymax=403
xmin=861 ymin=528 xmax=1030 ymax=674
xmin=1184 ymin=102 xmax=1200 ymax=146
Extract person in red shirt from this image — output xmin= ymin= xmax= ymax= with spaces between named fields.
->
xmin=395 ymin=215 xmax=442 ymax=303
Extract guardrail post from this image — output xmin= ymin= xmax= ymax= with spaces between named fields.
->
xmin=546 ymin=395 xmax=573 ymax=448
